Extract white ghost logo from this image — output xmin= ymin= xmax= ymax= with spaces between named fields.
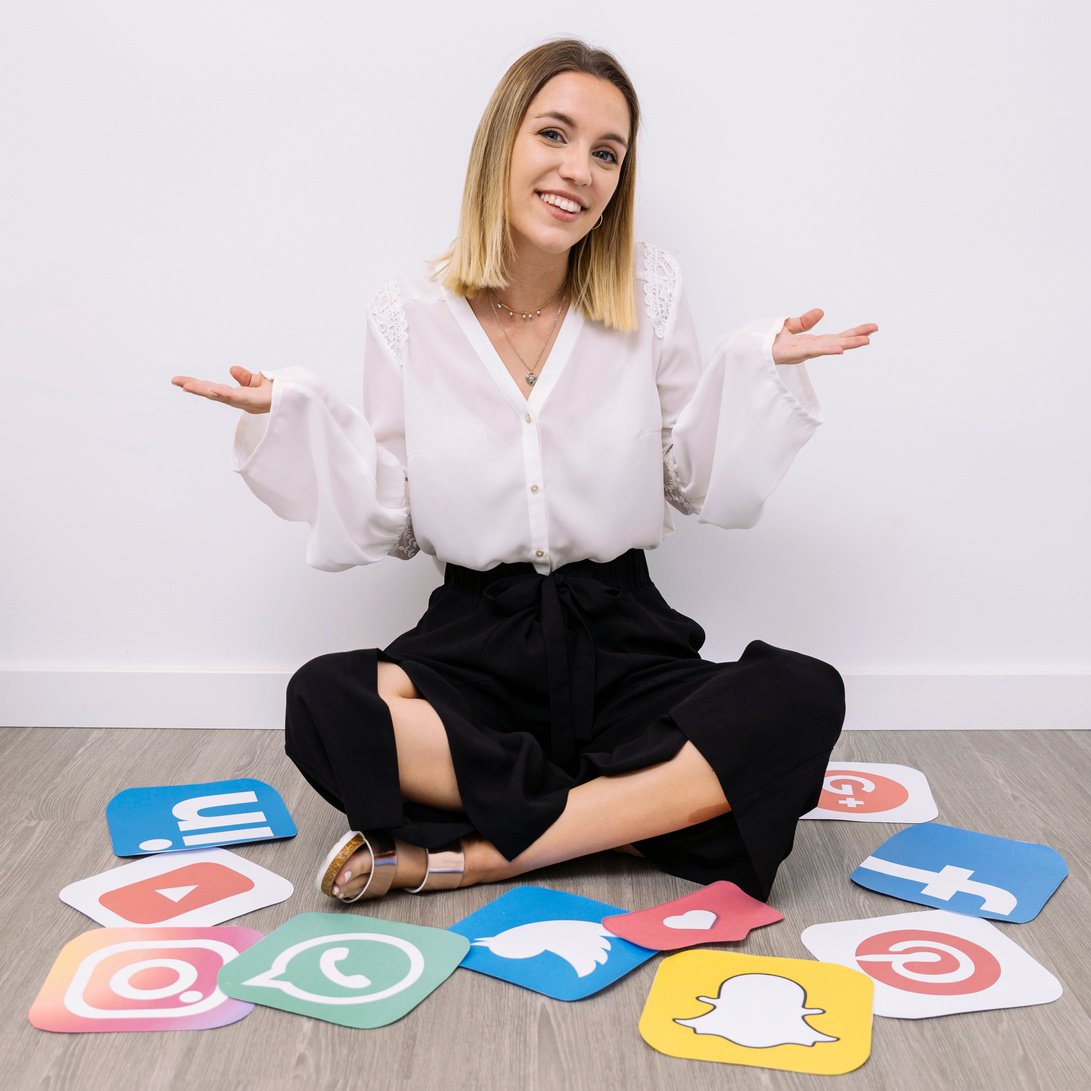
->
xmin=472 ymin=920 xmax=614 ymax=977
xmin=674 ymin=973 xmax=839 ymax=1049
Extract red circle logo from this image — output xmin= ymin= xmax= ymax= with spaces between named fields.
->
xmin=818 ymin=770 xmax=910 ymax=814
xmin=853 ymin=929 xmax=1002 ymax=995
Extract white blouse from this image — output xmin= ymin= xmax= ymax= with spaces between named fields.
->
xmin=232 ymin=243 xmax=822 ymax=575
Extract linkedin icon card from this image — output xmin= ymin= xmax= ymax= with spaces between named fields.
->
xmin=29 ymin=927 xmax=262 ymax=1033
xmin=801 ymin=909 xmax=1062 ymax=1019
xmin=851 ymin=823 xmax=1067 ymax=923
xmin=60 ymin=848 xmax=293 ymax=927
xmin=106 ymin=778 xmax=296 ymax=856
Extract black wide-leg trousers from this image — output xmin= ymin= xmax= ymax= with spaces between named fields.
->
xmin=285 ymin=549 xmax=844 ymax=900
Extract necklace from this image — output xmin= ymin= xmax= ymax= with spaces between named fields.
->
xmin=491 ymin=287 xmax=562 ymax=321
xmin=490 ymin=289 xmax=567 ymax=386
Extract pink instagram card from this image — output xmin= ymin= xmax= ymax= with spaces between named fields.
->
xmin=30 ymin=926 xmax=262 ymax=1033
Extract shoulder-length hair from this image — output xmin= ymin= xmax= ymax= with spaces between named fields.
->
xmin=439 ymin=39 xmax=640 ymax=331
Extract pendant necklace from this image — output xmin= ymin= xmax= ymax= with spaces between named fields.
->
xmin=490 ymin=288 xmax=567 ymax=387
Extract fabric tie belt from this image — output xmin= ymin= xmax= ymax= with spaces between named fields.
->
xmin=443 ymin=550 xmax=651 ymax=773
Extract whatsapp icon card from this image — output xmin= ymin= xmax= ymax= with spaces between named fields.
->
xmin=218 ymin=913 xmax=470 ymax=1028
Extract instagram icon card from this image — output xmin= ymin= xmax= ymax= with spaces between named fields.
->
xmin=29 ymin=926 xmax=263 ymax=1033
xmin=106 ymin=778 xmax=296 ymax=856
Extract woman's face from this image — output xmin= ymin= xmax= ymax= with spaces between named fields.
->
xmin=506 ymin=71 xmax=630 ymax=262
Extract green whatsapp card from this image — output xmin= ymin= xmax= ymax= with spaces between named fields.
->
xmin=217 ymin=912 xmax=470 ymax=1028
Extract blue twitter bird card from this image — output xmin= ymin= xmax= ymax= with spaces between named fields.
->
xmin=448 ymin=886 xmax=655 ymax=1000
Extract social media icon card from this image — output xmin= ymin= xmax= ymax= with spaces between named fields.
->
xmin=60 ymin=848 xmax=293 ymax=927
xmin=639 ymin=950 xmax=872 ymax=1075
xmin=801 ymin=762 xmax=938 ymax=823
xmin=448 ymin=886 xmax=655 ymax=1001
xmin=851 ymin=823 xmax=1067 ymax=923
xmin=218 ymin=913 xmax=469 ymax=1029
xmin=802 ymin=909 xmax=1063 ymax=1019
xmin=106 ymin=778 xmax=297 ymax=856
xmin=29 ymin=926 xmax=261 ymax=1033
xmin=602 ymin=881 xmax=783 ymax=951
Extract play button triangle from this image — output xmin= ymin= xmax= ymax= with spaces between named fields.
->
xmin=156 ymin=884 xmax=199 ymax=903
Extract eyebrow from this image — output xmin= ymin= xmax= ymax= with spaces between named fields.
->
xmin=533 ymin=111 xmax=629 ymax=149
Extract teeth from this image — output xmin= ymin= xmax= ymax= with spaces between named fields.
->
xmin=539 ymin=193 xmax=581 ymax=213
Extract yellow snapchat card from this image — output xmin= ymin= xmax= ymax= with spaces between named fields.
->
xmin=639 ymin=950 xmax=872 ymax=1075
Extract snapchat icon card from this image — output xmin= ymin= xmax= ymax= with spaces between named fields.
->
xmin=217 ymin=913 xmax=469 ymax=1029
xmin=639 ymin=951 xmax=872 ymax=1075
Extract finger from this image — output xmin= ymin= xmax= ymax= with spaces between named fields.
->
xmin=229 ymin=365 xmax=264 ymax=387
xmin=173 ymin=377 xmax=246 ymax=403
xmin=836 ymin=323 xmax=878 ymax=337
xmin=784 ymin=307 xmax=824 ymax=334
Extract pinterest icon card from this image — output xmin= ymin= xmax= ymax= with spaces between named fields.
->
xmin=801 ymin=910 xmax=1062 ymax=1019
xmin=801 ymin=762 xmax=938 ymax=823
xmin=29 ymin=927 xmax=263 ymax=1033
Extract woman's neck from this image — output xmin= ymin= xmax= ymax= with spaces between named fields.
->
xmin=499 ymin=248 xmax=570 ymax=311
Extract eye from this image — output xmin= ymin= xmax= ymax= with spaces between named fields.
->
xmin=538 ymin=128 xmax=564 ymax=142
xmin=594 ymin=148 xmax=619 ymax=165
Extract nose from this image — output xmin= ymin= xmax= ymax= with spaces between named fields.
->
xmin=558 ymin=144 xmax=593 ymax=187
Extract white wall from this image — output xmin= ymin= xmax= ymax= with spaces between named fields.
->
xmin=2 ymin=0 xmax=1089 ymax=729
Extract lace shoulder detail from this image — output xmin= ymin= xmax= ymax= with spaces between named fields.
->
xmin=642 ymin=242 xmax=680 ymax=340
xmin=368 ymin=280 xmax=408 ymax=367
xmin=663 ymin=445 xmax=697 ymax=515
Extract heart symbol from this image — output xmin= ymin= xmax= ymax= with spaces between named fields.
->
xmin=663 ymin=909 xmax=717 ymax=931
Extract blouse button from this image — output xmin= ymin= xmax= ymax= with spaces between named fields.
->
xmin=530 ymin=484 xmax=540 ymax=493
xmin=524 ymin=413 xmax=533 ymax=424
xmin=535 ymin=549 xmax=545 ymax=558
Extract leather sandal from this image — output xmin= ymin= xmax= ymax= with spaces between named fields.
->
xmin=406 ymin=839 xmax=465 ymax=894
xmin=316 ymin=830 xmax=398 ymax=903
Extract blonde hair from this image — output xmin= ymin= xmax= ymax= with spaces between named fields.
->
xmin=439 ymin=40 xmax=640 ymax=331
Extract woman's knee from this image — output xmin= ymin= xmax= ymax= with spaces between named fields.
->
xmin=747 ymin=641 xmax=845 ymax=744
xmin=284 ymin=650 xmax=384 ymax=750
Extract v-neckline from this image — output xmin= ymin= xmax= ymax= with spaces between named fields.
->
xmin=446 ymin=288 xmax=584 ymax=415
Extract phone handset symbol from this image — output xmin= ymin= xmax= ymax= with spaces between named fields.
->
xmin=319 ymin=947 xmax=372 ymax=990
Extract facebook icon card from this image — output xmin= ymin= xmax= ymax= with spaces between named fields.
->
xmin=448 ymin=886 xmax=656 ymax=1001
xmin=851 ymin=823 xmax=1067 ymax=923
xmin=107 ymin=779 xmax=297 ymax=857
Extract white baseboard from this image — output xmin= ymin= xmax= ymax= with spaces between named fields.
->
xmin=1 ymin=670 xmax=1088 ymax=731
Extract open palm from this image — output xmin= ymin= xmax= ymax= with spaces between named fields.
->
xmin=171 ymin=365 xmax=272 ymax=414
xmin=772 ymin=308 xmax=877 ymax=365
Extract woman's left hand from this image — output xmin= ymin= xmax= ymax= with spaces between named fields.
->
xmin=772 ymin=308 xmax=877 ymax=365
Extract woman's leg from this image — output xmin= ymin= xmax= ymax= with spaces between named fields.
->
xmin=330 ymin=664 xmax=730 ymax=897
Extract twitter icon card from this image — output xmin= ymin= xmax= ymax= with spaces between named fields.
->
xmin=448 ymin=887 xmax=656 ymax=1000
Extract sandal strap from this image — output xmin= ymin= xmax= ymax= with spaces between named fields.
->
xmin=317 ymin=830 xmax=398 ymax=902
xmin=341 ymin=831 xmax=398 ymax=902
xmin=407 ymin=839 xmax=465 ymax=894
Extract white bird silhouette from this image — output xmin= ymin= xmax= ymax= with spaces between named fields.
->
xmin=472 ymin=920 xmax=615 ymax=977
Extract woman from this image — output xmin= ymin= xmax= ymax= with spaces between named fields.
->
xmin=172 ymin=40 xmax=876 ymax=904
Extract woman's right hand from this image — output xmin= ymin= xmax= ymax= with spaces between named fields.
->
xmin=171 ymin=366 xmax=272 ymax=414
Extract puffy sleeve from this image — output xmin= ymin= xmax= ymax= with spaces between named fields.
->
xmin=652 ymin=249 xmax=823 ymax=528
xmin=231 ymin=282 xmax=416 ymax=571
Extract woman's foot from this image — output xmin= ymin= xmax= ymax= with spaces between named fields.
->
xmin=330 ymin=839 xmax=429 ymax=899
xmin=318 ymin=831 xmax=479 ymax=902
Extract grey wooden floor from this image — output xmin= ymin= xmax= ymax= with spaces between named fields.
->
xmin=1 ymin=727 xmax=1088 ymax=1090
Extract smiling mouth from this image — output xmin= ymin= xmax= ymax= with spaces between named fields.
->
xmin=537 ymin=192 xmax=584 ymax=214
